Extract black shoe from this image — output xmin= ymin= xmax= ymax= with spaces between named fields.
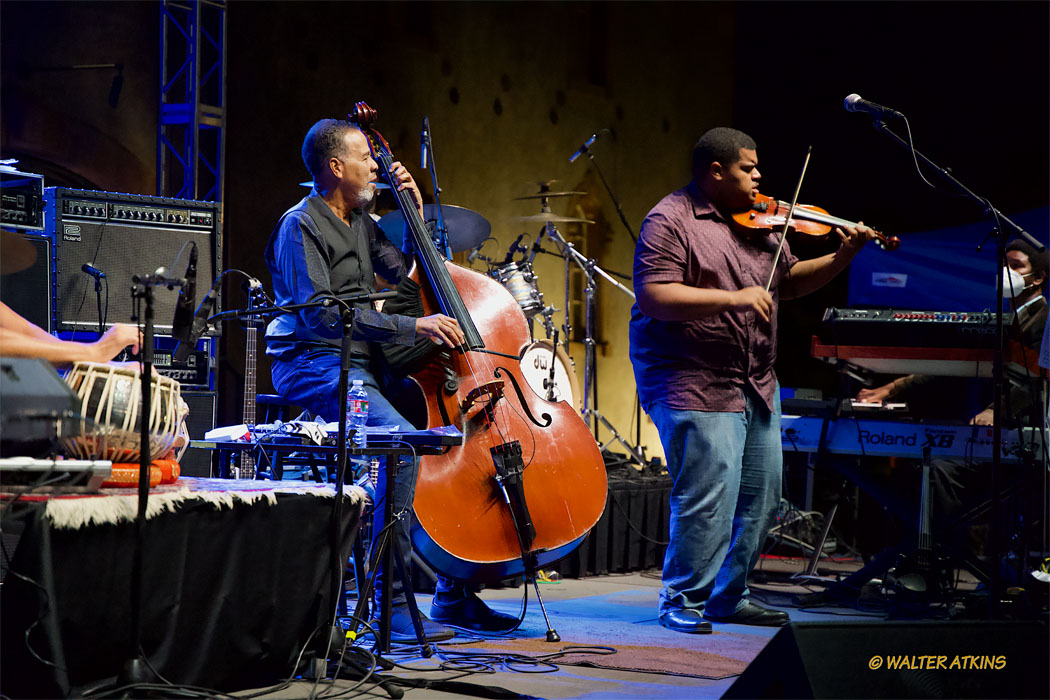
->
xmin=430 ymin=592 xmax=517 ymax=632
xmin=658 ymin=608 xmax=713 ymax=634
xmin=387 ymin=605 xmax=455 ymax=643
xmin=705 ymin=602 xmax=789 ymax=627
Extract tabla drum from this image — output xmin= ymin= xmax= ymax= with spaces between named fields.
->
xmin=519 ymin=340 xmax=580 ymax=413
xmin=493 ymin=261 xmax=543 ymax=318
xmin=61 ymin=362 xmax=188 ymax=463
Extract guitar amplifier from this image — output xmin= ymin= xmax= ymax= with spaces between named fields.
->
xmin=43 ymin=188 xmax=222 ymax=333
xmin=0 ymin=231 xmax=56 ymax=332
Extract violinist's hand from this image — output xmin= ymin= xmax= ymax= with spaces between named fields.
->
xmin=836 ymin=222 xmax=877 ymax=255
xmin=415 ymin=314 xmax=465 ymax=348
xmin=970 ymin=408 xmax=994 ymax=426
xmin=388 ymin=161 xmax=424 ymax=218
xmin=730 ymin=286 xmax=773 ymax=322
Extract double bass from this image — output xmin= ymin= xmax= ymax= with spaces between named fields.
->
xmin=349 ymin=103 xmax=607 ymax=583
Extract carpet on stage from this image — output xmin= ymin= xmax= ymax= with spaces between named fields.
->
xmin=444 ymin=588 xmax=771 ymax=680
xmin=451 ymin=632 xmax=763 ymax=680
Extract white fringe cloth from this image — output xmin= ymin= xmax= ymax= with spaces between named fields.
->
xmin=43 ymin=481 xmax=366 ymax=530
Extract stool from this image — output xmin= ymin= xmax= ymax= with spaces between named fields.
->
xmin=253 ymin=394 xmax=335 ymax=481
xmin=256 ymin=393 xmax=298 ymax=424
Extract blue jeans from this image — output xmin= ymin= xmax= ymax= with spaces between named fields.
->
xmin=271 ymin=349 xmax=424 ymax=606
xmin=647 ymin=385 xmax=782 ymax=617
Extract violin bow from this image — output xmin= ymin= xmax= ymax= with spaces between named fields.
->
xmin=765 ymin=145 xmax=812 ymax=293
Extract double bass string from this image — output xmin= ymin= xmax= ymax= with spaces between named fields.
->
xmin=365 ymin=124 xmax=525 ymax=454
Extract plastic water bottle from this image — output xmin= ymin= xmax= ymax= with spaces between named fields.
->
xmin=346 ymin=380 xmax=369 ymax=448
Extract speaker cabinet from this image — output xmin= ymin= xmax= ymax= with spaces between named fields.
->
xmin=180 ymin=391 xmax=216 ymax=477
xmin=725 ymin=620 xmax=1049 ymax=699
xmin=0 ymin=231 xmax=55 ymax=332
xmin=43 ymin=188 xmax=221 ymax=334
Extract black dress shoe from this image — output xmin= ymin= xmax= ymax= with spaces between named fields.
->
xmin=658 ymin=609 xmax=713 ymax=634
xmin=704 ymin=602 xmax=789 ymax=627
xmin=387 ymin=605 xmax=455 ymax=643
xmin=430 ymin=592 xmax=518 ymax=632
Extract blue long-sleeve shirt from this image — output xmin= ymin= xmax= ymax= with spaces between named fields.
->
xmin=264 ymin=190 xmax=416 ymax=360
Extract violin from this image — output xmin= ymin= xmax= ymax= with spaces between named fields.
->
xmin=732 ymin=192 xmax=900 ymax=251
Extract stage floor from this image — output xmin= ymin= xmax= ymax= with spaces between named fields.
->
xmin=231 ymin=557 xmax=987 ymax=699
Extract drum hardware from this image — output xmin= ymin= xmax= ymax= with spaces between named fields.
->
xmin=377 ymin=203 xmax=491 ymax=254
xmin=512 ymin=190 xmax=587 ymax=200
xmin=545 ymin=222 xmax=647 ymax=467
xmin=513 ymin=212 xmax=594 ymax=225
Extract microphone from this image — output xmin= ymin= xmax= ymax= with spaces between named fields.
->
xmin=420 ymin=116 xmax=430 ymax=169
xmin=503 ymin=232 xmax=527 ymax=264
xmin=569 ymin=132 xmax=600 ymax=163
xmin=843 ymin=93 xmax=902 ymax=118
xmin=171 ymin=242 xmax=198 ymax=342
xmin=81 ymin=263 xmax=106 ymax=279
xmin=466 ymin=241 xmax=487 ymax=264
xmin=172 ymin=274 xmax=220 ymax=362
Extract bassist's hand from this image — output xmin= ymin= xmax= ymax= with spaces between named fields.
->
xmin=389 ymin=161 xmax=424 ymax=218
xmin=415 ymin=314 xmax=465 ymax=348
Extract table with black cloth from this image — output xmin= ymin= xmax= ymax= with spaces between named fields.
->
xmin=0 ymin=477 xmax=364 ymax=698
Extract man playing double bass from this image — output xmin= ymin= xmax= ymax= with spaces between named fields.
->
xmin=264 ymin=118 xmax=515 ymax=641
xmin=629 ymin=127 xmax=876 ymax=633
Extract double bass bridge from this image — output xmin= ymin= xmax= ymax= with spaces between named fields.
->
xmin=459 ymin=379 xmax=505 ymax=416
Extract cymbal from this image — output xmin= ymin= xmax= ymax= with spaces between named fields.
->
xmin=299 ymin=181 xmax=390 ymax=189
xmin=513 ymin=191 xmax=586 ymax=200
xmin=1 ymin=229 xmax=37 ymax=274
xmin=514 ymin=213 xmax=594 ymax=225
xmin=378 ymin=204 xmax=491 ymax=253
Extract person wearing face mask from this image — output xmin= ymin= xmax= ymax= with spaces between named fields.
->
xmin=808 ymin=240 xmax=1048 ymax=606
xmin=856 ymin=239 xmax=1046 ymax=426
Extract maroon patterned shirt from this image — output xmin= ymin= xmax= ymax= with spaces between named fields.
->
xmin=629 ymin=183 xmax=798 ymax=413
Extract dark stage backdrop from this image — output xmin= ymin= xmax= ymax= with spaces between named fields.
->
xmin=1 ymin=1 xmax=1047 ymax=456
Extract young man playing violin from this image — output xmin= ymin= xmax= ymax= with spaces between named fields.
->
xmin=265 ymin=119 xmax=515 ymax=641
xmin=629 ymin=127 xmax=876 ymax=632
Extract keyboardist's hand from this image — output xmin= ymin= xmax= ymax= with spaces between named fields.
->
xmin=856 ymin=382 xmax=893 ymax=404
xmin=970 ymin=408 xmax=994 ymax=426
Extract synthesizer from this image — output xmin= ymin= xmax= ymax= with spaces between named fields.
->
xmin=812 ymin=307 xmax=1040 ymax=377
xmin=781 ymin=414 xmax=1043 ymax=463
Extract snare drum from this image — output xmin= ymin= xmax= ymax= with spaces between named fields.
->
xmin=62 ymin=362 xmax=187 ymax=463
xmin=493 ymin=261 xmax=543 ymax=318
xmin=519 ymin=340 xmax=580 ymax=413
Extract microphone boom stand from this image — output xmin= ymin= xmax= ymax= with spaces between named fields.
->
xmin=578 ymin=147 xmax=647 ymax=457
xmin=866 ymin=117 xmax=1045 ymax=618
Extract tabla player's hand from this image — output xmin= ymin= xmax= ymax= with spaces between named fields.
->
xmin=970 ymin=408 xmax=994 ymax=426
xmin=93 ymin=324 xmax=142 ymax=361
xmin=415 ymin=314 xmax=465 ymax=348
xmin=730 ymin=286 xmax=773 ymax=322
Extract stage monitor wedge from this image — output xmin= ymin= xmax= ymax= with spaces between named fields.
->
xmin=724 ymin=620 xmax=1049 ymax=699
xmin=43 ymin=188 xmax=221 ymax=334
